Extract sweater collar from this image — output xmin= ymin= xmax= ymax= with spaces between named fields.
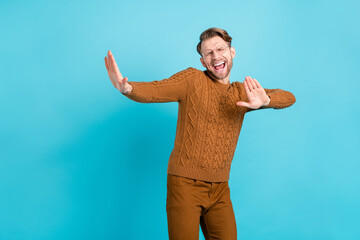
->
xmin=204 ymin=70 xmax=231 ymax=90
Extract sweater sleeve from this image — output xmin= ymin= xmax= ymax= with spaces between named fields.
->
xmin=235 ymin=82 xmax=296 ymax=113
xmin=263 ymin=88 xmax=296 ymax=108
xmin=121 ymin=67 xmax=197 ymax=103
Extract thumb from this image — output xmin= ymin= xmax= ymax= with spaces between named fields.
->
xmin=118 ymin=77 xmax=128 ymax=86
xmin=122 ymin=77 xmax=128 ymax=84
xmin=236 ymin=101 xmax=249 ymax=107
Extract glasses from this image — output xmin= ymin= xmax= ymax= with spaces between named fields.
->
xmin=202 ymin=45 xmax=230 ymax=59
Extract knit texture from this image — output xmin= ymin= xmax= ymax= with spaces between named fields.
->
xmin=122 ymin=67 xmax=296 ymax=182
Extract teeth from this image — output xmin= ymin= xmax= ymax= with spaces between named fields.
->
xmin=214 ymin=62 xmax=224 ymax=67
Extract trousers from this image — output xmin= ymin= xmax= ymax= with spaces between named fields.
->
xmin=166 ymin=174 xmax=237 ymax=240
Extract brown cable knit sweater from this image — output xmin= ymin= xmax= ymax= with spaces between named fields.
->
xmin=122 ymin=67 xmax=296 ymax=182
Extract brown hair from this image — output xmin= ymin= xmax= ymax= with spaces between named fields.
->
xmin=196 ymin=28 xmax=232 ymax=56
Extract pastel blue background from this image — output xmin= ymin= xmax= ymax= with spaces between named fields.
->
xmin=1 ymin=0 xmax=359 ymax=239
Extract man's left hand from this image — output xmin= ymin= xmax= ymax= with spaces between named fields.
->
xmin=236 ymin=76 xmax=270 ymax=109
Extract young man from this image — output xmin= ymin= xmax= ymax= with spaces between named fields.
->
xmin=105 ymin=28 xmax=296 ymax=240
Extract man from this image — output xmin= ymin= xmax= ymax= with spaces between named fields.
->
xmin=104 ymin=28 xmax=296 ymax=240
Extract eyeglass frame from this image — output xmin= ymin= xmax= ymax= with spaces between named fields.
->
xmin=201 ymin=44 xmax=231 ymax=59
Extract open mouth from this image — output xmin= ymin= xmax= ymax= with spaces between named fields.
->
xmin=213 ymin=62 xmax=226 ymax=71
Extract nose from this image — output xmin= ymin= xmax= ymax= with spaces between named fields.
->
xmin=212 ymin=50 xmax=222 ymax=60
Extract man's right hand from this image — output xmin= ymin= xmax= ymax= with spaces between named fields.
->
xmin=104 ymin=50 xmax=133 ymax=94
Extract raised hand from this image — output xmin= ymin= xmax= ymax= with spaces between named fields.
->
xmin=104 ymin=50 xmax=132 ymax=94
xmin=236 ymin=76 xmax=270 ymax=109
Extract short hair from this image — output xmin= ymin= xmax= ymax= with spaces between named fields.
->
xmin=196 ymin=28 xmax=232 ymax=56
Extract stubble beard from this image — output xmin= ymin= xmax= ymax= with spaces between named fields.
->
xmin=207 ymin=58 xmax=233 ymax=81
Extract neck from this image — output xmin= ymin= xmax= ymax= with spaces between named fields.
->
xmin=205 ymin=70 xmax=231 ymax=84
xmin=216 ymin=78 xmax=230 ymax=84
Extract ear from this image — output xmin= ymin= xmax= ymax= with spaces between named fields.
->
xmin=200 ymin=57 xmax=205 ymax=67
xmin=230 ymin=46 xmax=236 ymax=58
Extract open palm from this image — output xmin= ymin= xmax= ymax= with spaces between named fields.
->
xmin=236 ymin=76 xmax=270 ymax=109
xmin=104 ymin=50 xmax=131 ymax=93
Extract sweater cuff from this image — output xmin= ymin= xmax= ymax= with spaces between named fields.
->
xmin=265 ymin=92 xmax=278 ymax=108
xmin=121 ymin=82 xmax=136 ymax=97
xmin=265 ymin=91 xmax=295 ymax=109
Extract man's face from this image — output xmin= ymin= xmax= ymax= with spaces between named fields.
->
xmin=200 ymin=36 xmax=236 ymax=81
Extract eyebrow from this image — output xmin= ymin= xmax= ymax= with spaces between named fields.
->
xmin=204 ymin=45 xmax=226 ymax=53
xmin=203 ymin=44 xmax=228 ymax=52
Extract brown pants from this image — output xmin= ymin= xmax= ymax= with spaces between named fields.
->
xmin=166 ymin=174 xmax=237 ymax=240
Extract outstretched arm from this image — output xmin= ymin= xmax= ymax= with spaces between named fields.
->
xmin=104 ymin=51 xmax=195 ymax=103
xmin=236 ymin=76 xmax=296 ymax=112
xmin=104 ymin=50 xmax=133 ymax=94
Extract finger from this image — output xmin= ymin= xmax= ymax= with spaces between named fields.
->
xmin=112 ymin=55 xmax=120 ymax=73
xmin=118 ymin=77 xmax=127 ymax=89
xmin=121 ymin=77 xmax=128 ymax=85
xmin=251 ymin=78 xmax=259 ymax=88
xmin=108 ymin=50 xmax=116 ymax=72
xmin=106 ymin=54 xmax=112 ymax=72
xmin=104 ymin=56 xmax=109 ymax=71
xmin=236 ymin=101 xmax=249 ymax=107
xmin=253 ymin=78 xmax=262 ymax=88
xmin=109 ymin=53 xmax=123 ymax=78
xmin=108 ymin=53 xmax=116 ymax=72
xmin=105 ymin=57 xmax=114 ymax=79
xmin=107 ymin=50 xmax=113 ymax=60
xmin=245 ymin=76 xmax=252 ymax=90
xmin=244 ymin=78 xmax=251 ymax=93
xmin=247 ymin=76 xmax=257 ymax=89
xmin=246 ymin=77 xmax=255 ymax=92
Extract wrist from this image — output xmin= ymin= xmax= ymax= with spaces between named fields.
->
xmin=262 ymin=95 xmax=271 ymax=107
xmin=121 ymin=84 xmax=133 ymax=94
